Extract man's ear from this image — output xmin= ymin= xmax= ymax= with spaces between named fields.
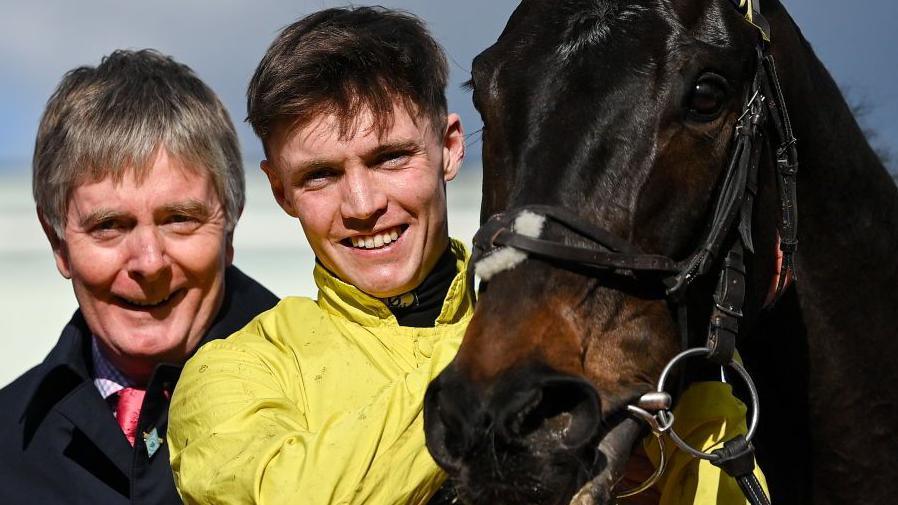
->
xmin=38 ymin=210 xmax=71 ymax=279
xmin=225 ymin=232 xmax=235 ymax=267
xmin=442 ymin=113 xmax=465 ymax=183
xmin=261 ymin=160 xmax=297 ymax=217
xmin=224 ymin=201 xmax=243 ymax=266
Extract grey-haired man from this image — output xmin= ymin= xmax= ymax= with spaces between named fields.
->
xmin=0 ymin=49 xmax=277 ymax=504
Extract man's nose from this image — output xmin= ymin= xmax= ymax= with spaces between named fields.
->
xmin=340 ymin=169 xmax=388 ymax=221
xmin=126 ymin=226 xmax=170 ymax=281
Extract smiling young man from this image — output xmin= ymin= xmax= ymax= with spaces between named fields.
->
xmin=0 ymin=50 xmax=277 ymax=504
xmin=263 ymin=104 xmax=458 ymax=301
xmin=168 ymin=7 xmax=469 ymax=505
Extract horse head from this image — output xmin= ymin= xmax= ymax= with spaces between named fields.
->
xmin=425 ymin=0 xmax=795 ymax=503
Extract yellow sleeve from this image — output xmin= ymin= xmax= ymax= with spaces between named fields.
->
xmin=168 ymin=330 xmax=459 ymax=505
xmin=644 ymin=382 xmax=769 ymax=505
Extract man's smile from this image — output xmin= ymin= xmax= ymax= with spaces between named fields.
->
xmin=343 ymin=224 xmax=408 ymax=250
xmin=113 ymin=288 xmax=185 ymax=312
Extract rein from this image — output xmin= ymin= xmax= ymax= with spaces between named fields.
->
xmin=468 ymin=4 xmax=798 ymax=504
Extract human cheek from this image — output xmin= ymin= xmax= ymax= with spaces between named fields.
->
xmin=296 ymin=194 xmax=340 ymax=243
xmin=167 ymin=232 xmax=228 ymax=284
xmin=67 ymin=240 xmax=124 ymax=294
xmin=390 ymin=170 xmax=440 ymax=213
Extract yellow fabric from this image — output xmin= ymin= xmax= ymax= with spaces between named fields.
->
xmin=644 ymin=382 xmax=769 ymax=505
xmin=169 ymin=239 xmax=473 ymax=505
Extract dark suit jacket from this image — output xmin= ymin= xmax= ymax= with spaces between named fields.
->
xmin=0 ymin=266 xmax=278 ymax=504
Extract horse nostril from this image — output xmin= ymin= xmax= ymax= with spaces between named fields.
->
xmin=424 ymin=368 xmax=486 ymax=473
xmin=503 ymin=387 xmax=544 ymax=437
xmin=499 ymin=376 xmax=601 ymax=450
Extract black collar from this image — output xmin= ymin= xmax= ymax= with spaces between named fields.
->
xmin=383 ymin=247 xmax=458 ymax=328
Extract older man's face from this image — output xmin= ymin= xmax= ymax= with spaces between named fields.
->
xmin=50 ymin=149 xmax=231 ymax=382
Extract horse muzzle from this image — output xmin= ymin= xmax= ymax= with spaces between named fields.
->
xmin=425 ymin=362 xmax=631 ymax=505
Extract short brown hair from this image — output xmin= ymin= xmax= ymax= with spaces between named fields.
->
xmin=247 ymin=6 xmax=449 ymax=151
xmin=33 ymin=49 xmax=244 ymax=237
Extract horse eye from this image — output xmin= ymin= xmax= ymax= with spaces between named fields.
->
xmin=687 ymin=73 xmax=729 ymax=120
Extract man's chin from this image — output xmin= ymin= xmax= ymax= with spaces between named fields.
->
xmin=338 ymin=264 xmax=421 ymax=298
xmin=104 ymin=324 xmax=195 ymax=356
xmin=358 ymin=277 xmax=419 ymax=299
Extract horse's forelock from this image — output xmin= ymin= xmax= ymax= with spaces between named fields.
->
xmin=555 ymin=1 xmax=658 ymax=62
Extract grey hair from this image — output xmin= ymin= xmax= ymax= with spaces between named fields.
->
xmin=33 ymin=49 xmax=244 ymax=237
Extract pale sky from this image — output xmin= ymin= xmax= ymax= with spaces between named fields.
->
xmin=0 ymin=0 xmax=895 ymax=167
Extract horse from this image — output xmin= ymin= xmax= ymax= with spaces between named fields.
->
xmin=423 ymin=0 xmax=898 ymax=504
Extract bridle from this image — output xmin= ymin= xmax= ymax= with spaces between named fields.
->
xmin=467 ymin=1 xmax=798 ymax=504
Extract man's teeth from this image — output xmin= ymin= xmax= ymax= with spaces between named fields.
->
xmin=124 ymin=293 xmax=172 ymax=307
xmin=351 ymin=228 xmax=401 ymax=249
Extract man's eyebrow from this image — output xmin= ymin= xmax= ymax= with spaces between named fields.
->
xmin=364 ymin=140 xmax=422 ymax=161
xmin=160 ymin=199 xmax=212 ymax=217
xmin=294 ymin=159 xmax=339 ymax=174
xmin=79 ymin=208 xmax=127 ymax=228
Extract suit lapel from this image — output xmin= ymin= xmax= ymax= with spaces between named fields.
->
xmin=55 ymin=382 xmax=133 ymax=478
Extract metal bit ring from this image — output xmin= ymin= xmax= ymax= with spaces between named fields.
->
xmin=655 ymin=347 xmax=760 ymax=461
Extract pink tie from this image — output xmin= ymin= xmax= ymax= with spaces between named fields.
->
xmin=115 ymin=387 xmax=146 ymax=446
